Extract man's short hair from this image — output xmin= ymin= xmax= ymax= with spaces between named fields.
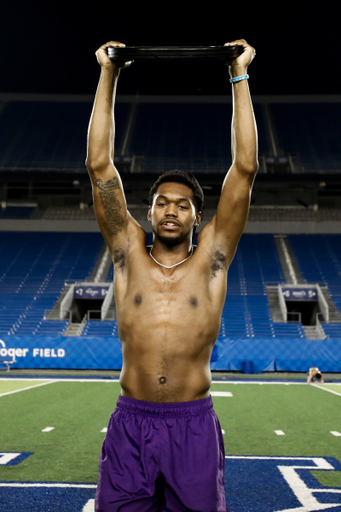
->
xmin=149 ymin=170 xmax=204 ymax=213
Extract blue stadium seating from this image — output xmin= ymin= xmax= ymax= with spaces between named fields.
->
xmin=288 ymin=234 xmax=341 ymax=337
xmin=0 ymin=206 xmax=35 ymax=219
xmin=130 ymin=102 xmax=268 ymax=173
xmin=83 ymin=321 xmax=118 ymax=337
xmin=1 ymin=98 xmax=340 ymax=174
xmin=219 ymin=234 xmax=304 ymax=339
xmin=288 ymin=234 xmax=341 ymax=293
xmin=0 ymin=231 xmax=105 ymax=336
xmin=0 ymin=101 xmax=130 ymax=171
xmin=0 ymin=231 xmax=339 ymax=341
xmin=270 ymin=103 xmax=341 ymax=173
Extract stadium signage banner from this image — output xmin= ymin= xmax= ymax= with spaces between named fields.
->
xmin=281 ymin=286 xmax=317 ymax=300
xmin=73 ymin=286 xmax=108 ymax=299
xmin=0 ymin=336 xmax=123 ymax=370
xmin=2 ymin=336 xmax=341 ymax=372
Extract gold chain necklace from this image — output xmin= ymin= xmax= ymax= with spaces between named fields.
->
xmin=148 ymin=245 xmax=194 ymax=269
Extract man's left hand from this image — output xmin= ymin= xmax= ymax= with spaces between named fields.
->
xmin=224 ymin=39 xmax=256 ymax=77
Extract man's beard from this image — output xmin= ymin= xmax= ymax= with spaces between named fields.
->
xmin=153 ymin=226 xmax=191 ymax=248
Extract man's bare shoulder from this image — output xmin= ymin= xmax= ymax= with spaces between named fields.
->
xmin=111 ymin=214 xmax=148 ymax=268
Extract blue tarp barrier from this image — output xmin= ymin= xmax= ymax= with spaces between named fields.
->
xmin=211 ymin=337 xmax=341 ymax=373
xmin=1 ymin=335 xmax=341 ymax=373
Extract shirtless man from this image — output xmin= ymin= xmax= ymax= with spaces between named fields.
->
xmin=307 ymin=367 xmax=324 ymax=383
xmin=86 ymin=38 xmax=258 ymax=512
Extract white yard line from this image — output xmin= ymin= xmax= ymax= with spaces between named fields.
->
xmin=1 ymin=378 xmax=338 ymax=387
xmin=312 ymin=384 xmax=341 ymax=397
xmin=0 ymin=482 xmax=96 ymax=488
xmin=0 ymin=380 xmax=55 ymax=398
xmin=211 ymin=381 xmax=308 ymax=385
xmin=321 ymin=382 xmax=341 ymax=385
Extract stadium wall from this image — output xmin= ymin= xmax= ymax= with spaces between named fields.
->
xmin=2 ymin=335 xmax=341 ymax=373
xmin=2 ymin=218 xmax=341 ymax=234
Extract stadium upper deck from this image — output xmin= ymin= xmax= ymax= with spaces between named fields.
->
xmin=1 ymin=93 xmax=341 ymax=175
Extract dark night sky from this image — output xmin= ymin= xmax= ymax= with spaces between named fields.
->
xmin=1 ymin=1 xmax=340 ymax=97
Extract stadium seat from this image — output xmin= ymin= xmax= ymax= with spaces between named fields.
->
xmin=271 ymin=103 xmax=341 ymax=173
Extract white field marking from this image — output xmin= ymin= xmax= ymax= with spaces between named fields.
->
xmin=101 ymin=428 xmax=107 ymax=433
xmin=0 ymin=378 xmax=308 ymax=385
xmin=41 ymin=427 xmax=55 ymax=432
xmin=331 ymin=431 xmax=341 ymax=437
xmin=0 ymin=482 xmax=96 ymax=488
xmin=276 ymin=466 xmax=341 ymax=511
xmin=226 ymin=455 xmax=341 ymax=511
xmin=0 ymin=453 xmax=21 ymax=465
xmin=313 ymin=489 xmax=341 ymax=493
xmin=274 ymin=430 xmax=285 ymax=435
xmin=211 ymin=381 xmax=308 ymax=385
xmin=82 ymin=499 xmax=95 ymax=512
xmin=0 ymin=380 xmax=55 ymax=398
xmin=225 ymin=456 xmax=334 ymax=460
xmin=312 ymin=383 xmax=341 ymax=397
xmin=0 ymin=378 xmax=315 ymax=385
xmin=211 ymin=391 xmax=233 ymax=397
xmin=222 ymin=429 xmax=225 ymax=435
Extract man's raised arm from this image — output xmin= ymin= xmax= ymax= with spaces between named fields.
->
xmin=210 ymin=39 xmax=258 ymax=265
xmin=86 ymin=41 xmax=132 ymax=254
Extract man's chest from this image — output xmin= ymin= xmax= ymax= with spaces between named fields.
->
xmin=114 ymin=263 xmax=227 ymax=313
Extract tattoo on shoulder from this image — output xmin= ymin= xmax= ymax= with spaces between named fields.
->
xmin=95 ymin=178 xmax=124 ymax=236
xmin=211 ymin=250 xmax=227 ymax=277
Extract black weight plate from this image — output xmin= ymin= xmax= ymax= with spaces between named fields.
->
xmin=107 ymin=46 xmax=243 ymax=61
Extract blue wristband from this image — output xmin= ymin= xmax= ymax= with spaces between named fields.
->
xmin=229 ymin=74 xmax=249 ymax=83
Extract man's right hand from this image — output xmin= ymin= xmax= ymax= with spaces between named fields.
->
xmin=95 ymin=41 xmax=133 ymax=70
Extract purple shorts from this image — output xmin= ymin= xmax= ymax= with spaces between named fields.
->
xmin=95 ymin=395 xmax=227 ymax=512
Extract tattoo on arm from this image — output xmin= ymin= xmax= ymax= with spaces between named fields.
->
xmin=95 ymin=177 xmax=125 ymax=236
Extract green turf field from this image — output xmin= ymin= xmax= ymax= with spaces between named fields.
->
xmin=1 ymin=378 xmax=341 ymax=489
